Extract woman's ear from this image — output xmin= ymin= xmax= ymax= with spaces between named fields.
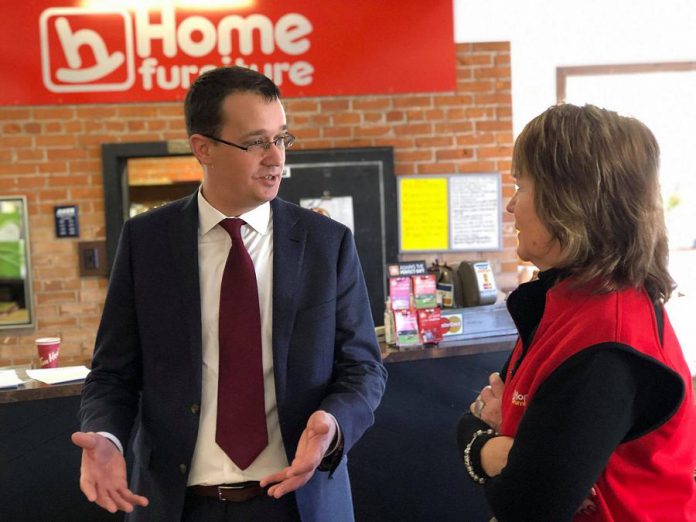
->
xmin=189 ymin=134 xmax=214 ymax=165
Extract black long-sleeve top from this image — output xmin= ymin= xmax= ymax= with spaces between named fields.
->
xmin=457 ymin=270 xmax=684 ymax=521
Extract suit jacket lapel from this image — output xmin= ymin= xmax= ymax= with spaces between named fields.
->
xmin=165 ymin=192 xmax=203 ymax=393
xmin=271 ymin=198 xmax=306 ymax=407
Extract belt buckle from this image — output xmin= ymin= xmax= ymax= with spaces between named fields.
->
xmin=217 ymin=483 xmax=245 ymax=502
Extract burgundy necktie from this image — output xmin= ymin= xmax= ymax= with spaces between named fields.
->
xmin=216 ymin=218 xmax=267 ymax=469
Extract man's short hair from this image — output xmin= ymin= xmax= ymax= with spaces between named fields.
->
xmin=184 ymin=66 xmax=281 ymax=138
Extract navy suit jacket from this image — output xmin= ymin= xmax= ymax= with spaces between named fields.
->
xmin=79 ymin=194 xmax=387 ymax=521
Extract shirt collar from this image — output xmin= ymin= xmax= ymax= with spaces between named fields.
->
xmin=197 ymin=190 xmax=271 ymax=237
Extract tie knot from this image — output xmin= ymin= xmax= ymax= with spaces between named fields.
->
xmin=219 ymin=218 xmax=245 ymax=240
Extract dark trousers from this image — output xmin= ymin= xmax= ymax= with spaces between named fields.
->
xmin=181 ymin=489 xmax=301 ymax=522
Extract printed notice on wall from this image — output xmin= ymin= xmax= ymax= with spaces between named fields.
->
xmin=398 ymin=174 xmax=501 ymax=252
xmin=449 ymin=174 xmax=500 ymax=250
xmin=300 ymin=196 xmax=355 ymax=234
xmin=399 ymin=178 xmax=448 ymax=251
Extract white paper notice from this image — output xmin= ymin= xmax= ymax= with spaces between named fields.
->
xmin=26 ymin=365 xmax=90 ymax=385
xmin=449 ymin=174 xmax=500 ymax=250
xmin=300 ymin=196 xmax=355 ymax=233
xmin=0 ymin=369 xmax=26 ymax=389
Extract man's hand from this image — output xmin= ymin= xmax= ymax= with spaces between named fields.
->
xmin=260 ymin=410 xmax=337 ymax=498
xmin=470 ymin=372 xmax=505 ymax=432
xmin=71 ymin=432 xmax=149 ymax=514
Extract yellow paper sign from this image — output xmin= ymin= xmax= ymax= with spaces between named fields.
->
xmin=400 ymin=178 xmax=448 ymax=251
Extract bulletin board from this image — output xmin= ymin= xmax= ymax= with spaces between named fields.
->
xmin=278 ymin=147 xmax=398 ymax=325
xmin=398 ymin=173 xmax=502 ymax=253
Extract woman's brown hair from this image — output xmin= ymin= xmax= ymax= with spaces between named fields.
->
xmin=512 ymin=103 xmax=675 ymax=302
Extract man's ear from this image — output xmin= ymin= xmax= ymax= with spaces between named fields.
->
xmin=190 ymin=134 xmax=214 ymax=165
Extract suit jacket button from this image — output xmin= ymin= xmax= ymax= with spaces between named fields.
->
xmin=190 ymin=403 xmax=200 ymax=415
xmin=179 ymin=464 xmax=187 ymax=475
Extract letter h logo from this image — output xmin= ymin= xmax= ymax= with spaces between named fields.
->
xmin=39 ymin=7 xmax=135 ymax=93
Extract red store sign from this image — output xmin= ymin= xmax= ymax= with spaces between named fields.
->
xmin=1 ymin=1 xmax=456 ymax=105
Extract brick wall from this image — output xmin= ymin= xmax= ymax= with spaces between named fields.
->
xmin=0 ymin=42 xmax=515 ymax=366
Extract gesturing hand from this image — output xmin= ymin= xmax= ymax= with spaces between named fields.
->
xmin=260 ymin=410 xmax=337 ymax=498
xmin=71 ymin=432 xmax=149 ymax=514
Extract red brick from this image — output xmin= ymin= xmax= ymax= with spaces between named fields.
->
xmin=36 ymin=135 xmax=77 ymax=147
xmin=353 ymin=99 xmax=391 ymax=110
xmin=458 ymin=54 xmax=494 ymax=66
xmin=394 ymin=163 xmax=417 ymax=175
xmin=457 ymin=161 xmax=496 ymax=173
xmin=478 ymin=146 xmax=513 ymax=158
xmin=51 ymin=174 xmax=90 ymax=187
xmin=320 ymin=99 xmax=350 ymax=111
xmin=33 ymin=108 xmax=75 ymax=119
xmin=398 ymin=123 xmax=433 ymax=135
xmin=357 ymin=125 xmax=391 ymax=137
xmin=475 ymin=121 xmax=511 ymax=132
xmin=397 ymin=150 xmax=434 ymax=162
xmin=393 ymin=96 xmax=432 ymax=109
xmin=434 ymin=122 xmax=473 ymax=134
xmin=386 ymin=111 xmax=405 ymax=122
xmin=474 ymin=67 xmax=511 ymax=80
xmin=417 ymin=162 xmax=456 ymax=174
xmin=425 ymin=109 xmax=445 ymax=120
xmin=295 ymin=128 xmax=321 ymax=139
xmin=405 ymin=110 xmax=424 ymax=121
xmin=436 ymin=148 xmax=474 ymax=160
xmin=46 ymin=148 xmax=90 ymax=160
xmin=0 ymin=108 xmax=31 ymax=120
xmin=34 ymin=168 xmax=65 ymax=181
xmin=286 ymin=100 xmax=319 ymax=112
xmin=458 ymin=79 xmax=495 ymax=93
xmin=415 ymin=137 xmax=454 ymax=148
xmin=363 ymin=112 xmax=384 ymax=123
xmin=433 ymin=94 xmax=474 ymax=107
xmin=0 ymin=136 xmax=32 ymax=148
xmin=495 ymin=54 xmax=511 ymax=66
xmin=457 ymin=133 xmax=496 ymax=146
xmin=324 ymin=127 xmax=353 ymax=138
xmin=16 ymin=150 xmax=44 ymax=161
xmin=45 ymin=122 xmax=63 ymax=133
xmin=118 ymin=106 xmax=158 ymax=118
xmin=23 ymin=122 xmax=42 ymax=133
xmin=3 ymin=123 xmax=21 ymax=134
xmin=0 ymin=163 xmax=36 ymax=175
xmin=475 ymin=94 xmax=512 ymax=106
xmin=76 ymin=106 xmax=118 ymax=119
xmin=472 ymin=42 xmax=509 ymax=51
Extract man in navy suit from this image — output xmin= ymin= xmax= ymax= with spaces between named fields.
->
xmin=72 ymin=66 xmax=386 ymax=521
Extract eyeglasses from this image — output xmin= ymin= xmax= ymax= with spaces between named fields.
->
xmin=202 ymin=133 xmax=295 ymax=154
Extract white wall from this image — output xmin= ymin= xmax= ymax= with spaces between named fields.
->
xmin=454 ymin=0 xmax=696 ymax=134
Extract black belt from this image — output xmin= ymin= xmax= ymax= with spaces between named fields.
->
xmin=189 ymin=481 xmax=264 ymax=502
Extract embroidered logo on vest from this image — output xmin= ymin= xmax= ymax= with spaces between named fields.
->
xmin=512 ymin=389 xmax=528 ymax=407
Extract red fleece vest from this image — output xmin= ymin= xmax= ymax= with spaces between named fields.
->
xmin=501 ymin=279 xmax=696 ymax=521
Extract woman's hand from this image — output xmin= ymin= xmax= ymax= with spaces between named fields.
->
xmin=480 ymin=435 xmax=514 ymax=477
xmin=470 ymin=372 xmax=505 ymax=432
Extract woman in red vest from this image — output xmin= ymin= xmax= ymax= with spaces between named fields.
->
xmin=458 ymin=103 xmax=696 ymax=521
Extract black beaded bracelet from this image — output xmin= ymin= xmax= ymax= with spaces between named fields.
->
xmin=463 ymin=428 xmax=496 ymax=484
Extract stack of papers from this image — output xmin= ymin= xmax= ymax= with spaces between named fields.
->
xmin=0 ymin=369 xmax=26 ymax=389
xmin=26 ymin=365 xmax=91 ymax=385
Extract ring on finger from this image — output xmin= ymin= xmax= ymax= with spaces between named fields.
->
xmin=474 ymin=398 xmax=485 ymax=417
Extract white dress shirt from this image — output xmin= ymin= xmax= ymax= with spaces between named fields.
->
xmin=187 ymin=192 xmax=288 ymax=485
